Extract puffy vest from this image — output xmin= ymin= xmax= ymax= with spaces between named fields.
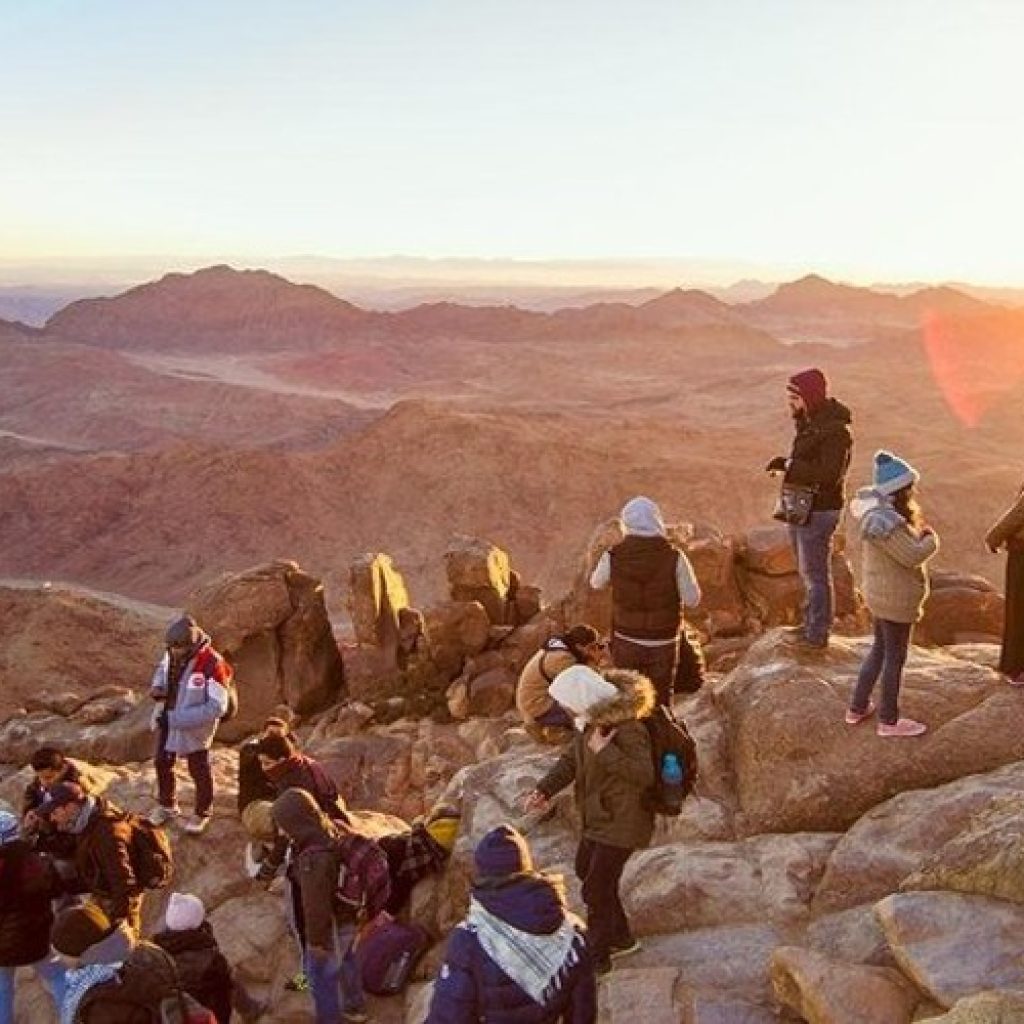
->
xmin=610 ymin=535 xmax=681 ymax=640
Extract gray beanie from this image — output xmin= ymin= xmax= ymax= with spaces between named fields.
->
xmin=165 ymin=615 xmax=202 ymax=648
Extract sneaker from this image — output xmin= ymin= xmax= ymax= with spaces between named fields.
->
xmin=183 ymin=814 xmax=212 ymax=835
xmin=343 ymin=1011 xmax=369 ymax=1023
xmin=845 ymin=700 xmax=876 ymax=726
xmin=148 ymin=804 xmax=179 ymax=827
xmin=793 ymin=636 xmax=828 ymax=651
xmin=609 ymin=938 xmax=642 ymax=960
xmin=877 ymin=718 xmax=927 ymax=738
xmin=284 ymin=972 xmax=308 ymax=992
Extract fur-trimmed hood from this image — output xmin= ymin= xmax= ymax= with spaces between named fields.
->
xmin=584 ymin=669 xmax=656 ymax=727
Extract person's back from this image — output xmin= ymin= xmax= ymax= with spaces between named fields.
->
xmin=426 ymin=826 xmax=596 ymax=1024
xmin=74 ymin=797 xmax=140 ymax=911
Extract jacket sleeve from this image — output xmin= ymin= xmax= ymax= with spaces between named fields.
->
xmin=675 ymin=552 xmax=701 ymax=608
xmin=150 ymin=654 xmax=169 ymax=699
xmin=596 ymin=722 xmax=655 ymax=790
xmin=787 ymin=428 xmax=851 ymax=490
xmin=169 ymin=676 xmax=229 ymax=729
xmin=588 ymin=551 xmax=611 ymax=590
xmin=424 ymin=928 xmax=480 ymax=1024
xmin=297 ymin=851 xmax=337 ymax=951
xmin=872 ymin=523 xmax=939 ymax=568
xmin=986 ymin=490 xmax=1024 ymax=550
xmin=536 ymin=746 xmax=577 ymax=799
xmin=95 ymin=822 xmax=139 ymax=921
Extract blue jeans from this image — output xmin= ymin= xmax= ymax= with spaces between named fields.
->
xmin=851 ymin=618 xmax=913 ymax=725
xmin=0 ymin=957 xmax=67 ymax=1024
xmin=304 ymin=921 xmax=364 ymax=1023
xmin=788 ymin=509 xmax=841 ymax=643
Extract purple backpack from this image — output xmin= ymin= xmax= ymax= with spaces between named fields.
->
xmin=356 ymin=918 xmax=430 ymax=996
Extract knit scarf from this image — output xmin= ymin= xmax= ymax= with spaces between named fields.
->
xmin=464 ymin=897 xmax=583 ymax=1006
xmin=61 ymin=963 xmax=120 ymax=1024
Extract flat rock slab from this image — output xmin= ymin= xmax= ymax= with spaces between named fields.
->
xmin=919 ymin=991 xmax=1024 ymax=1023
xmin=599 ymin=967 xmax=681 ymax=1023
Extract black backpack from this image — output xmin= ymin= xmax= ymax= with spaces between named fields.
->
xmin=642 ymin=705 xmax=699 ymax=816
xmin=127 ymin=814 xmax=174 ymax=890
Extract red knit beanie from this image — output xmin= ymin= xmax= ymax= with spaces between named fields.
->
xmin=787 ymin=368 xmax=829 ymax=411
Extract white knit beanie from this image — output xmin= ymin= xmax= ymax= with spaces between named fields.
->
xmin=548 ymin=665 xmax=619 ymax=730
xmin=165 ymin=892 xmax=206 ymax=931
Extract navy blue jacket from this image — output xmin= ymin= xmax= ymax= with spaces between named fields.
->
xmin=425 ymin=875 xmax=596 ymax=1024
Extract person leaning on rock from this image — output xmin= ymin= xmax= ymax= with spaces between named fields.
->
xmin=425 ymin=824 xmax=597 ymax=1024
xmin=985 ymin=477 xmax=1024 ymax=687
xmin=22 ymin=747 xmax=95 ymax=860
xmin=524 ymin=666 xmax=656 ymax=975
xmin=39 ymin=781 xmax=146 ymax=934
xmin=589 ymin=496 xmax=701 ymax=706
xmin=516 ymin=624 xmax=608 ymax=742
xmin=766 ymin=368 xmax=853 ymax=649
xmin=149 ymin=615 xmax=233 ymax=835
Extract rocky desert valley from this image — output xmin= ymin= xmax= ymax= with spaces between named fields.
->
xmin=3 ymin=264 xmax=1024 ymax=1023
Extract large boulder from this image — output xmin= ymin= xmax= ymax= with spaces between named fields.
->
xmin=188 ymin=560 xmax=345 ymax=737
xmin=445 ymin=536 xmax=512 ymax=624
xmin=876 ymin=893 xmax=1024 ymax=1009
xmin=424 ymin=600 xmax=492 ymax=677
xmin=348 ymin=551 xmax=411 ymax=655
xmin=717 ymin=630 xmax=1024 ymax=836
xmin=684 ymin=525 xmax=748 ymax=637
xmin=920 ymin=991 xmax=1024 ymax=1023
xmin=918 ymin=572 xmax=1005 ymax=646
xmin=770 ymin=946 xmax=917 ymax=1024
xmin=813 ymin=762 xmax=1024 ymax=914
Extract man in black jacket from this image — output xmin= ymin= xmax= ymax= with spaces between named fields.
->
xmin=767 ymin=368 xmax=853 ymax=649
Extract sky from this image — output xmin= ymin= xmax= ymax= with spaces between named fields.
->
xmin=3 ymin=0 xmax=1024 ymax=285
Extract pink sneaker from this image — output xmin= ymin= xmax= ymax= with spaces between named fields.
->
xmin=877 ymin=718 xmax=927 ymax=738
xmin=845 ymin=701 xmax=876 ymax=725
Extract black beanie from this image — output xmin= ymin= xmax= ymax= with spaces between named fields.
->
xmin=474 ymin=824 xmax=533 ymax=878
xmin=52 ymin=904 xmax=114 ymax=957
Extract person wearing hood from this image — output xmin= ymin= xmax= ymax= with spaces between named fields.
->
xmin=272 ymin=788 xmax=391 ymax=1024
xmin=425 ymin=824 xmax=596 ymax=1024
xmin=40 ymin=782 xmax=144 ymax=933
xmin=149 ymin=615 xmax=233 ymax=835
xmin=984 ymin=479 xmax=1024 ymax=686
xmin=846 ymin=452 xmax=938 ymax=738
xmin=516 ymin=624 xmax=607 ymax=741
xmin=589 ymin=496 xmax=701 ymax=706
xmin=525 ymin=667 xmax=656 ymax=974
xmin=152 ymin=892 xmax=265 ymax=1024
xmin=0 ymin=810 xmax=67 ymax=1024
xmin=766 ymin=368 xmax=854 ymax=649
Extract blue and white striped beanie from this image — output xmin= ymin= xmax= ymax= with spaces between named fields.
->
xmin=873 ymin=450 xmax=919 ymax=496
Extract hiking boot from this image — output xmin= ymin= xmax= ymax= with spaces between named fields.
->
xmin=343 ymin=1011 xmax=369 ymax=1024
xmin=794 ymin=636 xmax=828 ymax=651
xmin=148 ymin=804 xmax=179 ymax=827
xmin=844 ymin=700 xmax=876 ymax=726
xmin=877 ymin=718 xmax=927 ymax=738
xmin=609 ymin=938 xmax=642 ymax=960
xmin=183 ymin=813 xmax=212 ymax=835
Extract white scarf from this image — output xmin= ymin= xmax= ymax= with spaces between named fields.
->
xmin=464 ymin=896 xmax=584 ymax=1006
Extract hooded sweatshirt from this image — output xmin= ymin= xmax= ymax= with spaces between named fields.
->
xmin=538 ymin=671 xmax=657 ymax=850
xmin=851 ymin=487 xmax=939 ymax=623
xmin=516 ymin=639 xmax=582 ymax=723
xmin=425 ymin=874 xmax=596 ymax=1024
xmin=784 ymin=398 xmax=854 ymax=511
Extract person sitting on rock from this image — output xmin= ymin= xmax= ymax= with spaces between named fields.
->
xmin=589 ymin=496 xmax=701 ymax=707
xmin=425 ymin=824 xmax=596 ymax=1024
xmin=0 ymin=809 xmax=67 ymax=1023
xmin=149 ymin=615 xmax=233 ymax=836
xmin=847 ymin=451 xmax=939 ymax=738
xmin=255 ymin=733 xmax=350 ymax=824
xmin=985 ymin=478 xmax=1024 ymax=687
xmin=524 ymin=666 xmax=655 ymax=975
xmin=39 ymin=781 xmax=145 ymax=934
xmin=516 ymin=624 xmax=607 ymax=741
xmin=272 ymin=788 xmax=392 ymax=1024
xmin=238 ymin=709 xmax=297 ymax=831
xmin=22 ymin=747 xmax=95 ymax=860
xmin=152 ymin=892 xmax=266 ymax=1024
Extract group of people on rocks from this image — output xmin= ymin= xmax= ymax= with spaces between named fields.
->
xmin=4 ymin=365 xmax=1023 ymax=1023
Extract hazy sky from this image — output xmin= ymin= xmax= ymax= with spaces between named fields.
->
xmin=3 ymin=0 xmax=1024 ymax=283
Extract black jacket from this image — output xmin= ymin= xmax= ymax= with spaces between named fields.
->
xmin=784 ymin=398 xmax=854 ymax=511
xmin=153 ymin=923 xmax=233 ymax=1024
xmin=0 ymin=840 xmax=60 ymax=966
xmin=237 ymin=739 xmax=277 ymax=814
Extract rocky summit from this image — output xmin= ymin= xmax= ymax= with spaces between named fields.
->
xmin=2 ymin=527 xmax=1023 ymax=1023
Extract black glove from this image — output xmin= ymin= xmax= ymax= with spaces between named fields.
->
xmin=765 ymin=456 xmax=788 ymax=474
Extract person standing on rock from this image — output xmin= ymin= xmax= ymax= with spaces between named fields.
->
xmin=985 ymin=480 xmax=1024 ymax=687
xmin=149 ymin=615 xmax=232 ymax=835
xmin=766 ymin=368 xmax=853 ymax=649
xmin=589 ymin=496 xmax=701 ymax=707
xmin=516 ymin=625 xmax=608 ymax=741
xmin=425 ymin=824 xmax=597 ymax=1024
xmin=0 ymin=810 xmax=67 ymax=1024
xmin=847 ymin=451 xmax=939 ymax=737
xmin=524 ymin=666 xmax=655 ymax=975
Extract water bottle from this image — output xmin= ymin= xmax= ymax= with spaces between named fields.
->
xmin=660 ymin=752 xmax=685 ymax=814
xmin=382 ymin=949 xmax=413 ymax=994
